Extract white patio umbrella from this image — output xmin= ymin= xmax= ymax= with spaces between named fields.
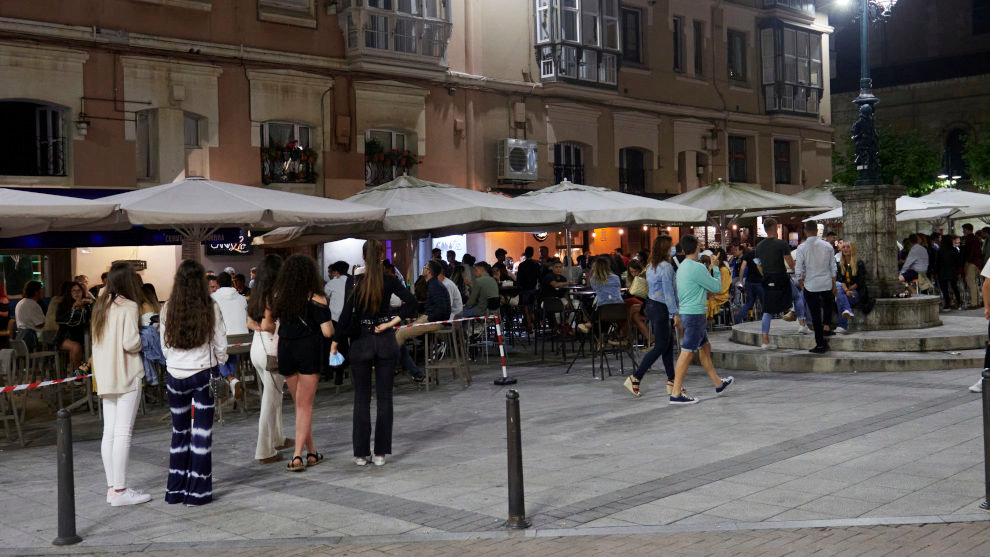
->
xmin=665 ymin=179 xmax=819 ymax=247
xmin=0 ymin=188 xmax=118 ymax=238
xmin=804 ymin=196 xmax=960 ymax=222
xmin=912 ymin=188 xmax=990 ymax=227
xmin=256 ymin=175 xmax=568 ymax=246
xmin=96 ymin=177 xmax=386 ymax=260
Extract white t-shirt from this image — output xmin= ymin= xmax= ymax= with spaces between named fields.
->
xmin=15 ymin=298 xmax=45 ymax=332
xmin=980 ymin=257 xmax=990 ymax=279
xmin=324 ymin=275 xmax=348 ymax=322
xmin=440 ymin=276 xmax=463 ymax=319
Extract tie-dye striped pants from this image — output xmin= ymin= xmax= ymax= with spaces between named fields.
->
xmin=165 ymin=368 xmax=215 ymax=506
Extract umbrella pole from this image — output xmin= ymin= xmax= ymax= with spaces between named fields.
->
xmin=565 ymin=227 xmax=573 ymax=284
xmin=408 ymin=233 xmax=417 ymax=288
xmin=176 ymin=225 xmax=219 ymax=264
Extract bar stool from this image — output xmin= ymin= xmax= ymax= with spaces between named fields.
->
xmin=424 ymin=323 xmax=471 ymax=390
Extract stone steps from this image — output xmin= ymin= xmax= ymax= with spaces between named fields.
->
xmin=729 ymin=315 xmax=987 ymax=352
xmin=709 ymin=334 xmax=982 ymax=373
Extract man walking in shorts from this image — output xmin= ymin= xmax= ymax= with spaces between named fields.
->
xmin=669 ymin=234 xmax=734 ymax=405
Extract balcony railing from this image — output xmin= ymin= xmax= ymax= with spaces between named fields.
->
xmin=261 ymin=143 xmax=316 ymax=185
xmin=554 ymin=163 xmax=585 ymax=185
xmin=619 ymin=167 xmax=646 ymax=195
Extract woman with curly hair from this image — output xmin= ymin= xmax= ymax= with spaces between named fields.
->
xmin=272 ymin=255 xmax=333 ymax=472
xmin=160 ymin=260 xmax=228 ymax=506
xmin=247 ymin=254 xmax=293 ymax=464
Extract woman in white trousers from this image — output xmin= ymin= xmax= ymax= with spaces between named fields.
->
xmin=247 ymin=254 xmax=292 ymax=463
xmin=90 ymin=261 xmax=152 ymax=507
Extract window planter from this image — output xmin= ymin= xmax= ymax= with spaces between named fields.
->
xmin=261 ymin=141 xmax=317 ymax=184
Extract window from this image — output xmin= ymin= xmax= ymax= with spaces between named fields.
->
xmin=183 ymin=113 xmax=202 ymax=148
xmin=553 ymin=142 xmax=585 ymax=185
xmin=581 ymin=0 xmax=599 ymax=47
xmin=774 ymin=140 xmax=792 ymax=184
xmin=261 ymin=121 xmax=315 ymax=184
xmin=727 ymin=30 xmax=747 ymax=82
xmin=693 ymin=20 xmax=705 ymax=76
xmin=365 ymin=129 xmax=410 ymax=187
xmin=621 ymin=8 xmax=642 ymax=64
xmin=341 ymin=0 xmax=450 ymax=61
xmin=944 ymin=129 xmax=969 ymax=179
xmin=135 ymin=110 xmax=158 ymax=180
xmin=535 ymin=0 xmax=621 ymax=88
xmin=761 ymin=24 xmax=824 ymax=116
xmin=0 ymin=101 xmax=66 ymax=177
xmin=619 ymin=148 xmax=646 ymax=194
xmin=728 ymin=136 xmax=747 ymax=183
xmin=673 ymin=16 xmax=685 ymax=72
xmin=977 ymin=0 xmax=990 ymax=35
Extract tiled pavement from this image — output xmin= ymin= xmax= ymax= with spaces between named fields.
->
xmin=1 ymin=335 xmax=989 ymax=554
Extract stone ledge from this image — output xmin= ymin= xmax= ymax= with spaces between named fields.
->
xmin=854 ymin=296 xmax=942 ymax=331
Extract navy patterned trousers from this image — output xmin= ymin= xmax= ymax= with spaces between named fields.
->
xmin=165 ymin=368 xmax=215 ymax=505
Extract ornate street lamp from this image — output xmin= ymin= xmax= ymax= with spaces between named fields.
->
xmin=850 ymin=0 xmax=898 ymax=186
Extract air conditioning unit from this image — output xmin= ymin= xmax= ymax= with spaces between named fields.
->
xmin=497 ymin=138 xmax=538 ymax=182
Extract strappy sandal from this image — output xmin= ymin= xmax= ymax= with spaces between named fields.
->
xmin=287 ymin=456 xmax=305 ymax=472
xmin=623 ymin=376 xmax=641 ymax=397
xmin=306 ymin=452 xmax=325 ymax=467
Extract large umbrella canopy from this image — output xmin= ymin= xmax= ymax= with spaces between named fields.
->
xmin=98 ymin=177 xmax=385 ymax=230
xmin=256 ymin=175 xmax=567 ymax=247
xmin=916 ymin=187 xmax=990 ymax=219
xmin=792 ymin=182 xmax=842 ymax=210
xmin=0 ymin=188 xmax=118 ymax=238
xmin=518 ymin=180 xmax=707 ymax=229
xmin=666 ymin=179 xmax=820 ymax=216
xmin=805 ymin=196 xmax=960 ymax=222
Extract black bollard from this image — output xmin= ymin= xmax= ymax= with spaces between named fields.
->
xmin=982 ymin=369 xmax=990 ymax=512
xmin=52 ymin=409 xmax=82 ymax=546
xmin=504 ymin=390 xmax=530 ymax=529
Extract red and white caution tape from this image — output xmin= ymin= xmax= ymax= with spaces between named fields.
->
xmin=228 ymin=342 xmax=252 ymax=349
xmin=0 ymin=373 xmax=92 ymax=393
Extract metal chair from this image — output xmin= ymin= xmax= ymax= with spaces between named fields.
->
xmin=424 ymin=323 xmax=471 ymax=390
xmin=0 ymin=348 xmax=23 ymax=446
xmin=591 ymin=303 xmax=639 ymax=381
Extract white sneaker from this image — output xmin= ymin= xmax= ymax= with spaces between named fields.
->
xmin=354 ymin=456 xmax=369 ymax=466
xmin=106 ymin=488 xmax=113 ymax=504
xmin=798 ymin=324 xmax=812 ymax=335
xmin=229 ymin=378 xmax=242 ymax=399
xmin=842 ymin=310 xmax=854 ymax=319
xmin=969 ymin=379 xmax=983 ymax=393
xmin=372 ymin=455 xmax=387 ymax=467
xmin=109 ymin=488 xmax=151 ymax=507
xmin=835 ymin=327 xmax=847 ymax=334
xmin=760 ymin=343 xmax=774 ymax=350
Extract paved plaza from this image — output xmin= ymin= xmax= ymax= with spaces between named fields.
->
xmin=1 ymin=331 xmax=989 ymax=555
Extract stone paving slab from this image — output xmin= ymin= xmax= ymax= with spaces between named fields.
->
xmin=1 ymin=352 xmax=989 ymax=553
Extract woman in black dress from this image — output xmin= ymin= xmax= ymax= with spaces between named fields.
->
xmin=54 ymin=281 xmax=92 ymax=372
xmin=332 ymin=240 xmax=416 ymax=467
xmin=271 ymin=255 xmax=334 ymax=472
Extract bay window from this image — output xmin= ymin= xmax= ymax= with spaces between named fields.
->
xmin=533 ymin=0 xmax=622 ymax=89
xmin=339 ymin=0 xmax=452 ymax=66
xmin=761 ymin=23 xmax=823 ymax=116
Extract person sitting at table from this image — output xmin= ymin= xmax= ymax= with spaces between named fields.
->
xmin=898 ymin=233 xmax=929 ymax=296
xmin=464 ymin=262 xmax=498 ymax=318
xmin=624 ymin=260 xmax=651 ymax=341
xmin=704 ymin=250 xmax=733 ymax=320
xmin=54 ymin=281 xmax=92 ymax=373
xmin=539 ymin=259 xmax=571 ymax=331
xmin=212 ymin=272 xmax=247 ymax=402
xmin=14 ymin=280 xmax=46 ymax=351
xmin=576 ymin=257 xmax=624 ymax=335
xmin=396 ymin=260 xmax=451 ymax=383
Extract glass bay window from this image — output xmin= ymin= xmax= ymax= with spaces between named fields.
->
xmin=535 ymin=0 xmax=621 ymax=88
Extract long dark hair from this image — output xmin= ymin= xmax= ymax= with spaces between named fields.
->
xmin=648 ymin=235 xmax=673 ymax=270
xmin=272 ymin=255 xmax=322 ymax=321
xmin=353 ymin=240 xmax=384 ymax=313
xmin=56 ymin=281 xmax=82 ymax=314
xmin=248 ymin=254 xmax=283 ymax=322
xmin=91 ymin=262 xmax=143 ymax=343
xmin=163 ymin=260 xmax=215 ymax=350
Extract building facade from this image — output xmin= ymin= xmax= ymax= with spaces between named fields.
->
xmin=0 ymin=0 xmax=834 ymax=277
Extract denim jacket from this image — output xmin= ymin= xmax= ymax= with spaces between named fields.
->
xmin=646 ymin=261 xmax=679 ymax=316
xmin=590 ymin=274 xmax=623 ymax=307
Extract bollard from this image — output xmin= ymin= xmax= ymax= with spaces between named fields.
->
xmin=982 ymin=369 xmax=990 ymax=512
xmin=504 ymin=390 xmax=530 ymax=529
xmin=52 ymin=409 xmax=82 ymax=546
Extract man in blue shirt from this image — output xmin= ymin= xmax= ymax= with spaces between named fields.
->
xmin=669 ymin=234 xmax=734 ymax=405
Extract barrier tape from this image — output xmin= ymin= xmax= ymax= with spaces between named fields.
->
xmin=394 ymin=314 xmax=509 ymax=380
xmin=229 ymin=342 xmax=252 ymax=349
xmin=1 ymin=373 xmax=92 ymax=393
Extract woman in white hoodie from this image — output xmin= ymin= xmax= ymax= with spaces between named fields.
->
xmin=160 ymin=260 xmax=227 ymax=506
xmin=91 ymin=261 xmax=152 ymax=507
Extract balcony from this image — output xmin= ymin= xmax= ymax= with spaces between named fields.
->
xmin=339 ymin=1 xmax=452 ymax=72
